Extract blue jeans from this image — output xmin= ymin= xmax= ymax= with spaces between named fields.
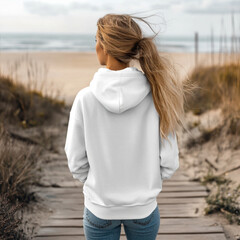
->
xmin=83 ymin=205 xmax=160 ymax=240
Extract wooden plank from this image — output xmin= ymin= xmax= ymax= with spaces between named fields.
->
xmin=155 ymin=234 xmax=227 ymax=240
xmin=49 ymin=210 xmax=204 ymax=219
xmin=47 ymin=205 xmax=206 ymax=215
xmin=40 ymin=183 xmax=205 ymax=191
xmin=49 ymin=213 xmax=201 ymax=219
xmin=36 ymin=227 xmax=81 ymax=236
xmin=38 ymin=179 xmax=204 ymax=187
xmin=48 ymin=210 xmax=205 ymax=217
xmin=157 ymin=191 xmax=208 ymax=198
xmin=41 ymin=182 xmax=82 ymax=188
xmin=51 ymin=203 xmax=205 ymax=211
xmin=162 ymin=186 xmax=206 ymax=191
xmin=35 ymin=182 xmax=206 ymax=192
xmin=34 ymin=234 xmax=227 ymax=240
xmin=51 ymin=182 xmax=205 ymax=188
xmin=38 ymin=179 xmax=203 ymax=186
xmin=43 ymin=197 xmax=206 ymax=205
xmin=158 ymin=225 xmax=224 ymax=234
xmin=36 ymin=223 xmax=224 ymax=236
xmin=39 ymin=171 xmax=189 ymax=180
xmin=40 ymin=216 xmax=221 ymax=227
xmin=166 ymin=176 xmax=190 ymax=181
xmin=163 ymin=181 xmax=205 ymax=186
xmin=35 ymin=237 xmax=84 ymax=240
xmin=44 ymin=203 xmax=205 ymax=212
xmin=37 ymin=185 xmax=206 ymax=192
xmin=37 ymin=191 xmax=208 ymax=198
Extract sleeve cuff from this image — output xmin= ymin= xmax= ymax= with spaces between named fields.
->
xmin=72 ymin=173 xmax=87 ymax=183
xmin=161 ymin=171 xmax=171 ymax=180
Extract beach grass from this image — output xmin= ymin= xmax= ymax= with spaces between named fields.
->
xmin=0 ymin=126 xmax=41 ymax=203
xmin=186 ymin=58 xmax=240 ymax=224
xmin=204 ymin=178 xmax=240 ymax=225
xmin=0 ymin=55 xmax=66 ymax=238
xmin=0 ymin=191 xmax=29 ymax=240
xmin=0 ymin=63 xmax=65 ymax=128
xmin=185 ymin=61 xmax=240 ymax=116
xmin=183 ymin=12 xmax=240 ymax=225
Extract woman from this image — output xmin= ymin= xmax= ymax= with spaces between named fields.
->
xmin=65 ymin=13 xmax=189 ymax=240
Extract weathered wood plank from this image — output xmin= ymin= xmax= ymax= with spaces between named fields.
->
xmin=35 ymin=234 xmax=227 ymax=240
xmin=35 ymin=237 xmax=84 ymax=240
xmin=42 ymin=197 xmax=206 ymax=205
xmin=49 ymin=214 xmax=201 ymax=219
xmin=40 ymin=172 xmax=189 ymax=180
xmin=36 ymin=223 xmax=224 ymax=236
xmin=155 ymin=234 xmax=227 ymax=240
xmin=36 ymin=185 xmax=206 ymax=192
xmin=46 ymin=206 xmax=207 ymax=216
xmin=41 ymin=216 xmax=221 ymax=228
xmin=48 ymin=211 xmax=204 ymax=219
xmin=40 ymin=205 xmax=207 ymax=217
xmin=38 ymin=179 xmax=203 ymax=187
xmin=163 ymin=181 xmax=205 ymax=186
xmin=38 ymin=181 xmax=205 ymax=188
xmin=37 ymin=191 xmax=208 ymax=198
xmin=35 ymin=184 xmax=207 ymax=193
xmin=37 ymin=179 xmax=203 ymax=187
xmin=44 ymin=203 xmax=206 ymax=213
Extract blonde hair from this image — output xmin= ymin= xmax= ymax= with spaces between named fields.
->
xmin=97 ymin=13 xmax=191 ymax=141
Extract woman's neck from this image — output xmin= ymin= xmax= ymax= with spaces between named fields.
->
xmin=106 ymin=55 xmax=129 ymax=71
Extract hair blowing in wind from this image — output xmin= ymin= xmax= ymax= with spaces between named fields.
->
xmin=96 ymin=13 xmax=192 ymax=141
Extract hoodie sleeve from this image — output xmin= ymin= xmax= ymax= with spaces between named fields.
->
xmin=159 ymin=131 xmax=180 ymax=181
xmin=64 ymin=93 xmax=89 ymax=183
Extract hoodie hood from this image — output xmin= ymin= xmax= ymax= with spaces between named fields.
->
xmin=89 ymin=67 xmax=151 ymax=114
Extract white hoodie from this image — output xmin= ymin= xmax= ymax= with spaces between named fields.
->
xmin=64 ymin=66 xmax=179 ymax=220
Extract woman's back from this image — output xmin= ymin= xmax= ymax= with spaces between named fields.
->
xmin=65 ymin=66 xmax=179 ymax=220
xmin=64 ymin=12 xmax=190 ymax=239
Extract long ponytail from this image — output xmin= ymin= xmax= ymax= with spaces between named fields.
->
xmin=137 ymin=37 xmax=186 ymax=140
xmin=97 ymin=13 xmax=192 ymax=141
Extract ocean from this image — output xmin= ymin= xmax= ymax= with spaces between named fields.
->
xmin=0 ymin=33 xmax=233 ymax=53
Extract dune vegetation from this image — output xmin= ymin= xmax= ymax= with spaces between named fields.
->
xmin=0 ymin=57 xmax=66 ymax=239
xmin=184 ymin=43 xmax=240 ymax=224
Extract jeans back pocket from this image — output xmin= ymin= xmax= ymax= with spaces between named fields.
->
xmin=85 ymin=207 xmax=112 ymax=229
xmin=132 ymin=206 xmax=157 ymax=226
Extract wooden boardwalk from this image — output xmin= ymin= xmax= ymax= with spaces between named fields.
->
xmin=33 ymin=157 xmax=227 ymax=240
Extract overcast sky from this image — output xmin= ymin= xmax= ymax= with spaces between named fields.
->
xmin=0 ymin=0 xmax=239 ymax=37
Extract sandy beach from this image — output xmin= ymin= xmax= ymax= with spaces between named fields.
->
xmin=0 ymin=51 xmax=232 ymax=106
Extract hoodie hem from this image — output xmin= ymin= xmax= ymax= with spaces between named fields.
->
xmin=84 ymin=194 xmax=158 ymax=220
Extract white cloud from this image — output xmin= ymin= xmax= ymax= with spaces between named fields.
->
xmin=24 ymin=1 xmax=69 ymax=16
xmin=22 ymin=0 xmax=238 ymax=17
xmin=23 ymin=1 xmax=113 ymax=16
xmin=0 ymin=0 xmax=25 ymax=16
xmin=182 ymin=0 xmax=239 ymax=14
xmin=0 ymin=0 xmax=237 ymax=35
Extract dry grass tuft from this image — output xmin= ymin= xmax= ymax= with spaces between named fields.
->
xmin=0 ymin=53 xmax=66 ymax=238
xmin=0 ymin=192 xmax=28 ymax=240
xmin=0 ymin=123 xmax=42 ymax=204
xmin=0 ymin=73 xmax=65 ymax=128
xmin=204 ymin=180 xmax=240 ymax=224
xmin=185 ymin=61 xmax=240 ymax=118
